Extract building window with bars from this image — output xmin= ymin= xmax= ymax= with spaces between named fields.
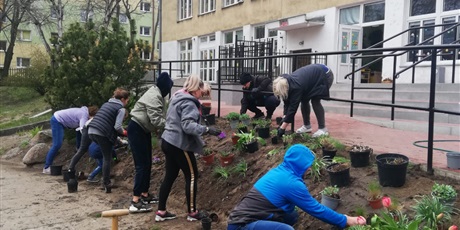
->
xmin=254 ymin=25 xmax=265 ymax=40
xmin=179 ymin=0 xmax=193 ymax=20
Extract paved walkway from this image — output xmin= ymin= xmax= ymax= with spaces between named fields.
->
xmin=204 ymin=101 xmax=460 ymax=174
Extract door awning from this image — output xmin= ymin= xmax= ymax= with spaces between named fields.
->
xmin=276 ymin=15 xmax=325 ymax=31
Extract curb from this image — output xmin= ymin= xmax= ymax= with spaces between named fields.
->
xmin=0 ymin=120 xmax=50 ymax=137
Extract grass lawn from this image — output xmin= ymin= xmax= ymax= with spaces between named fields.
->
xmin=0 ymin=86 xmax=51 ymax=130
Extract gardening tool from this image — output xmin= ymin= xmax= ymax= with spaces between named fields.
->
xmin=101 ymin=209 xmax=129 ymax=230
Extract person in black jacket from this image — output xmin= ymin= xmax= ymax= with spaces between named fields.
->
xmin=239 ymin=73 xmax=280 ymax=120
xmin=273 ymin=64 xmax=334 ymax=138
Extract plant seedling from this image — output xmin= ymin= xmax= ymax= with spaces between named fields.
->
xmin=367 ymin=180 xmax=382 ymax=201
xmin=320 ymin=185 xmax=340 ymax=199
xmin=232 ymin=160 xmax=248 ymax=177
xmin=432 ymin=183 xmax=458 ymax=201
xmin=225 ymin=112 xmax=240 ymax=121
xmin=213 ymin=166 xmax=230 ymax=180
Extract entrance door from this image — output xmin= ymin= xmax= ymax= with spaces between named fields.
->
xmin=337 ymin=25 xmax=362 ymax=83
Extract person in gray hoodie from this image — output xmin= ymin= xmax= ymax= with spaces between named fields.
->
xmin=127 ymin=72 xmax=173 ymax=213
xmin=155 ymin=75 xmax=221 ymax=222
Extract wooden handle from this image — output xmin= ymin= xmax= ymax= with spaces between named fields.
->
xmin=101 ymin=209 xmax=129 ymax=217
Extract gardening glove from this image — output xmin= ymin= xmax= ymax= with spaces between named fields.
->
xmin=277 ymin=128 xmax=285 ymax=138
xmin=206 ymin=126 xmax=221 ymax=136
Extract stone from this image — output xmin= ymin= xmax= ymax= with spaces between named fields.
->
xmin=30 ymin=130 xmax=52 ymax=145
xmin=2 ymin=147 xmax=22 ymax=160
xmin=22 ymin=143 xmax=49 ymax=166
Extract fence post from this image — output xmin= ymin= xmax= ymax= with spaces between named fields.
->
xmin=426 ymin=48 xmax=437 ymax=175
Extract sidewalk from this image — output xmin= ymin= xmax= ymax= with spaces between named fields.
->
xmin=207 ymin=101 xmax=460 ymax=174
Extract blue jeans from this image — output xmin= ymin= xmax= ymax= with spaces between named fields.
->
xmin=128 ymin=120 xmax=152 ymax=196
xmin=89 ymin=158 xmax=103 ymax=179
xmin=44 ymin=116 xmax=65 ymax=168
xmin=227 ymin=211 xmax=298 ymax=230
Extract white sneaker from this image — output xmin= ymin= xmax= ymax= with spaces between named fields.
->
xmin=42 ymin=167 xmax=51 ymax=174
xmin=312 ymin=128 xmax=329 ymax=138
xmin=296 ymin=125 xmax=312 ymax=134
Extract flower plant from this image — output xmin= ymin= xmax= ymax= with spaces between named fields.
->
xmin=432 ymin=183 xmax=457 ymax=201
xmin=320 ymin=186 xmax=340 ymax=199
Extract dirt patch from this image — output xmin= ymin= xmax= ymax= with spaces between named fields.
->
xmin=1 ymin=117 xmax=459 ymax=229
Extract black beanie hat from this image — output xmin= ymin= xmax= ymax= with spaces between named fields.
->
xmin=157 ymin=72 xmax=173 ymax=97
xmin=239 ymin=72 xmax=252 ymax=85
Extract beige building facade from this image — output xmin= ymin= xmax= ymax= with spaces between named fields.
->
xmin=161 ymin=0 xmax=460 ymax=84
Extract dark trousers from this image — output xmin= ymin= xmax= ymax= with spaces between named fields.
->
xmin=68 ymin=127 xmax=92 ymax=171
xmin=158 ymin=140 xmax=198 ymax=213
xmin=89 ymin=134 xmax=113 ymax=186
xmin=127 ymin=120 xmax=152 ymax=197
xmin=246 ymin=95 xmax=280 ymax=118
xmin=300 ymin=71 xmax=334 ymax=129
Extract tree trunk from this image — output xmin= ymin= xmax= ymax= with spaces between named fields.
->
xmin=2 ymin=0 xmax=25 ymax=78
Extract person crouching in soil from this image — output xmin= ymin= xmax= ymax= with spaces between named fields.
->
xmin=227 ymin=144 xmax=366 ymax=230
xmin=155 ymin=75 xmax=221 ymax=222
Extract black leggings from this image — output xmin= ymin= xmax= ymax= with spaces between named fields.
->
xmin=158 ymin=139 xmax=198 ymax=213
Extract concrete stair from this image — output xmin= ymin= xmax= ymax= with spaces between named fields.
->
xmin=324 ymin=83 xmax=460 ymax=136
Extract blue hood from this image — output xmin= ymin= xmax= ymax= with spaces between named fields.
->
xmin=281 ymin=144 xmax=315 ymax=177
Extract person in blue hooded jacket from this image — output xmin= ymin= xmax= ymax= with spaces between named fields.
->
xmin=227 ymin=144 xmax=365 ymax=230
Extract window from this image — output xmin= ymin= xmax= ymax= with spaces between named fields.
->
xmin=410 ymin=0 xmax=436 ymax=16
xmin=140 ymin=26 xmax=151 ymax=36
xmin=140 ymin=2 xmax=151 ymax=12
xmin=0 ymin=40 xmax=6 ymax=51
xmin=200 ymin=49 xmax=216 ymax=82
xmin=17 ymin=57 xmax=30 ymax=68
xmin=363 ymin=2 xmax=385 ymax=23
xmin=50 ymin=7 xmax=58 ymax=19
xmin=254 ymin=25 xmax=265 ymax=39
xmin=179 ymin=39 xmax=193 ymax=74
xmin=224 ymin=30 xmax=242 ymax=44
xmin=200 ymin=0 xmax=215 ymax=14
xmin=407 ymin=19 xmax=435 ymax=61
xmin=119 ymin=14 xmax=128 ymax=23
xmin=268 ymin=29 xmax=278 ymax=37
xmin=441 ymin=16 xmax=460 ymax=60
xmin=223 ymin=0 xmax=242 ymax=7
xmin=140 ymin=50 xmax=151 ymax=60
xmin=80 ymin=10 xmax=93 ymax=22
xmin=444 ymin=0 xmax=460 ymax=11
xmin=339 ymin=6 xmax=360 ymax=25
xmin=179 ymin=0 xmax=192 ymax=20
xmin=17 ymin=30 xmax=31 ymax=41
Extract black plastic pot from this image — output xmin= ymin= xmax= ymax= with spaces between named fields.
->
xmin=50 ymin=165 xmax=63 ymax=176
xmin=349 ymin=150 xmax=371 ymax=167
xmin=67 ymin=178 xmax=78 ymax=193
xmin=258 ymin=127 xmax=270 ymax=138
xmin=326 ymin=163 xmax=350 ymax=187
xmin=201 ymin=217 xmax=212 ymax=230
xmin=202 ymin=106 xmax=211 ymax=115
xmin=276 ymin=117 xmax=283 ymax=125
xmin=244 ymin=141 xmax=259 ymax=153
xmin=271 ymin=136 xmax=278 ymax=145
xmin=203 ymin=114 xmax=215 ymax=125
xmin=322 ymin=148 xmax=337 ymax=162
xmin=63 ymin=169 xmax=76 ymax=182
xmin=376 ymin=153 xmax=409 ymax=187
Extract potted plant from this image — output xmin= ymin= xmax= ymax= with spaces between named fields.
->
xmin=253 ymin=118 xmax=271 ymax=138
xmin=348 ymin=144 xmax=372 ymax=168
xmin=326 ymin=159 xmax=350 ymax=187
xmin=318 ymin=136 xmax=345 ymax=162
xmin=231 ymin=133 xmax=239 ymax=145
xmin=202 ymin=148 xmax=215 ymax=166
xmin=282 ymin=134 xmax=294 ymax=147
xmin=375 ymin=153 xmax=409 ymax=187
xmin=431 ymin=183 xmax=457 ymax=205
xmin=201 ymin=102 xmax=212 ymax=115
xmin=320 ymin=185 xmax=341 ymax=210
xmin=236 ymin=130 xmax=261 ymax=153
xmin=226 ymin=112 xmax=240 ymax=129
xmin=219 ymin=151 xmax=235 ymax=167
xmin=367 ymin=180 xmax=383 ymax=209
xmin=237 ymin=123 xmax=248 ymax=134
xmin=239 ymin=113 xmax=251 ymax=126
xmin=270 ymin=129 xmax=278 ymax=144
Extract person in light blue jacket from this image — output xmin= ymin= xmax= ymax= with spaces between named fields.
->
xmin=227 ymin=144 xmax=365 ymax=230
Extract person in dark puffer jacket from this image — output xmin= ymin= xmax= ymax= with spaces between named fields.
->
xmin=227 ymin=144 xmax=366 ymax=230
xmin=88 ymin=87 xmax=130 ymax=193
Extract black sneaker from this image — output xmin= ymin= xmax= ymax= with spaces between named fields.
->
xmin=155 ymin=211 xmax=177 ymax=221
xmin=252 ymin=112 xmax=265 ymax=119
xmin=187 ymin=210 xmax=207 ymax=221
xmin=129 ymin=201 xmax=153 ymax=213
xmin=140 ymin=193 xmax=159 ymax=204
